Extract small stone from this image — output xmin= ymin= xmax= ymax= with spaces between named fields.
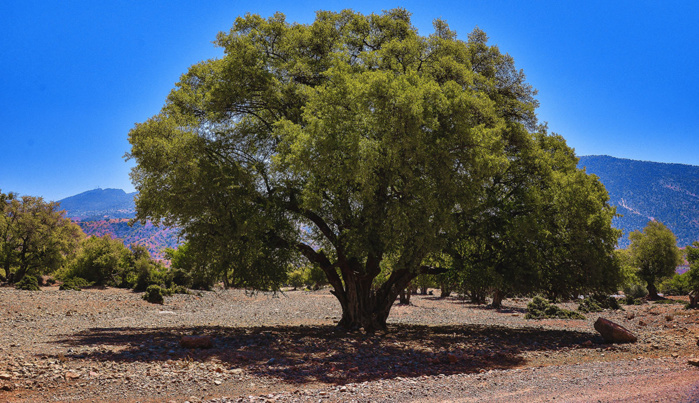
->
xmin=672 ymin=353 xmax=679 ymax=358
xmin=688 ymin=358 xmax=699 ymax=367
xmin=230 ymin=368 xmax=244 ymax=375
xmin=0 ymin=372 xmax=11 ymax=380
xmin=65 ymin=371 xmax=81 ymax=380
xmin=214 ymin=380 xmax=222 ymax=385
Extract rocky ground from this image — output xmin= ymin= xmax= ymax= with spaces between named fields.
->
xmin=0 ymin=286 xmax=698 ymax=402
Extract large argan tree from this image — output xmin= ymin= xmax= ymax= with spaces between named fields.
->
xmin=127 ymin=9 xmax=617 ymax=331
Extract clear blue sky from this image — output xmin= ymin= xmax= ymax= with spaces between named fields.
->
xmin=2 ymin=1 xmax=697 ymax=201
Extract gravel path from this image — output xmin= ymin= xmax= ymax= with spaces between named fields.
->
xmin=1 ymin=286 xmax=698 ymax=402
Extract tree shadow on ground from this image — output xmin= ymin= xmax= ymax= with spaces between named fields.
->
xmin=47 ymin=324 xmax=594 ymax=385
xmin=420 ymin=295 xmax=529 ymax=314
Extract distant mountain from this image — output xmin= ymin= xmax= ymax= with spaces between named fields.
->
xmin=58 ymin=188 xmax=136 ymax=220
xmin=578 ymin=155 xmax=699 ymax=248
xmin=57 ymin=188 xmax=180 ymax=260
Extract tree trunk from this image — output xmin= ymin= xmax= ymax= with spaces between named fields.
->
xmin=647 ymin=282 xmax=659 ymax=300
xmin=331 ymin=267 xmax=416 ymax=334
xmin=491 ymin=289 xmax=504 ymax=308
xmin=222 ymin=270 xmax=230 ymax=289
xmin=399 ymin=288 xmax=411 ymax=304
xmin=689 ymin=290 xmax=698 ymax=309
xmin=440 ymin=283 xmax=451 ymax=298
xmin=419 ymin=286 xmax=428 ymax=295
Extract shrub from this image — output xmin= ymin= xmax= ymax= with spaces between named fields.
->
xmin=15 ymin=275 xmax=40 ymax=291
xmin=168 ymin=285 xmax=190 ymax=295
xmin=170 ymin=268 xmax=193 ymax=288
xmin=59 ymin=277 xmax=91 ymax=291
xmin=623 ymin=283 xmax=648 ymax=299
xmin=577 ymin=297 xmax=602 ymax=313
xmin=143 ymin=285 xmax=165 ymax=304
xmin=578 ymin=295 xmax=622 ymax=313
xmin=623 ymin=295 xmax=643 ymax=305
xmin=659 ymin=273 xmax=691 ymax=296
xmin=526 ymin=296 xmax=585 ymax=320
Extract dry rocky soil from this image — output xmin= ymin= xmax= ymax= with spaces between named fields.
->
xmin=1 ymin=286 xmax=699 ymax=402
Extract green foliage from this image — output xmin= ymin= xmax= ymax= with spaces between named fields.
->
xmin=15 ymin=274 xmax=40 ymax=291
xmin=659 ymin=273 xmax=692 ymax=296
xmin=623 ymin=283 xmax=649 ymax=299
xmin=578 ymin=295 xmax=621 ymax=313
xmin=628 ymin=221 xmax=682 ymax=298
xmin=623 ymin=295 xmax=643 ymax=305
xmin=0 ymin=191 xmax=84 ymax=283
xmin=64 ymin=235 xmax=131 ymax=286
xmin=525 ymin=296 xmax=585 ymax=320
xmin=143 ymin=285 xmax=164 ymax=304
xmin=286 ymin=264 xmax=328 ymax=290
xmin=59 ymin=277 xmax=91 ymax=291
xmin=164 ymin=244 xmax=217 ymax=290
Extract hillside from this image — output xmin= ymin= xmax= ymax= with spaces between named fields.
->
xmin=57 ymin=188 xmax=136 ymax=220
xmin=578 ymin=155 xmax=699 ymax=248
xmin=57 ymin=189 xmax=181 ymax=259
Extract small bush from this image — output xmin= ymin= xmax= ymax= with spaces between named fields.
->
xmin=168 ymin=285 xmax=190 ymax=295
xmin=623 ymin=283 xmax=648 ymax=299
xmin=623 ymin=295 xmax=643 ymax=305
xmin=59 ymin=277 xmax=91 ymax=291
xmin=579 ymin=295 xmax=622 ymax=313
xmin=659 ymin=273 xmax=691 ymax=296
xmin=526 ymin=296 xmax=585 ymax=320
xmin=170 ymin=268 xmax=193 ymax=288
xmin=15 ymin=275 xmax=40 ymax=291
xmin=143 ymin=285 xmax=165 ymax=304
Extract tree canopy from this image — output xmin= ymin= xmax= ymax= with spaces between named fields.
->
xmin=0 ymin=190 xmax=84 ymax=283
xmin=127 ymin=9 xmax=621 ymax=331
xmin=629 ymin=220 xmax=682 ymax=299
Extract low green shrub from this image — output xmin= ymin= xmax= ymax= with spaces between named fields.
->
xmin=59 ymin=277 xmax=92 ymax=291
xmin=578 ymin=295 xmax=622 ymax=312
xmin=143 ymin=285 xmax=164 ymax=304
xmin=526 ymin=296 xmax=585 ymax=320
xmin=623 ymin=283 xmax=648 ymax=299
xmin=15 ymin=275 xmax=40 ymax=291
xmin=623 ymin=295 xmax=643 ymax=305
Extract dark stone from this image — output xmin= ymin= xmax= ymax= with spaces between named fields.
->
xmin=594 ymin=317 xmax=637 ymax=343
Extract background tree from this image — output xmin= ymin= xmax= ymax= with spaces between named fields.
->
xmin=0 ymin=192 xmax=84 ymax=283
xmin=628 ymin=220 xmax=682 ymax=299
xmin=127 ymin=10 xmax=618 ymax=331
xmin=683 ymin=242 xmax=699 ymax=308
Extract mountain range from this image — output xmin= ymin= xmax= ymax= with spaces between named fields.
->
xmin=578 ymin=155 xmax=699 ymax=248
xmin=57 ymin=189 xmax=180 ymax=260
xmin=56 ymin=155 xmax=699 ymax=255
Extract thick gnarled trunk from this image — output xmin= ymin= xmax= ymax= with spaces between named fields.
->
xmin=328 ymin=265 xmax=417 ymax=333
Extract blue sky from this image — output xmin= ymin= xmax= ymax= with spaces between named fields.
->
xmin=1 ymin=1 xmax=698 ymax=201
